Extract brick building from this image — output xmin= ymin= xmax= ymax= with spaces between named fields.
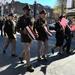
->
xmin=1 ymin=0 xmax=54 ymax=23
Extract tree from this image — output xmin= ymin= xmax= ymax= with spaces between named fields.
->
xmin=54 ymin=0 xmax=67 ymax=15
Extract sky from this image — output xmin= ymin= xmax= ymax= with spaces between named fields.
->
xmin=0 ymin=0 xmax=57 ymax=8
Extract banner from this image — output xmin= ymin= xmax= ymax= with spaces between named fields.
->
xmin=25 ymin=25 xmax=37 ymax=40
xmin=66 ymin=0 xmax=73 ymax=8
xmin=43 ymin=26 xmax=52 ymax=36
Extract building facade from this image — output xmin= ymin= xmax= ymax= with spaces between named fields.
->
xmin=0 ymin=0 xmax=54 ymax=23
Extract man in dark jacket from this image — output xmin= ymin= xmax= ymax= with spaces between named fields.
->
xmin=16 ymin=4 xmax=34 ymax=72
xmin=3 ymin=13 xmax=17 ymax=57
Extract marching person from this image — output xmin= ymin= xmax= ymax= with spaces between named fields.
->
xmin=35 ymin=10 xmax=48 ymax=61
xmin=63 ymin=20 xmax=72 ymax=54
xmin=3 ymin=13 xmax=17 ymax=57
xmin=16 ymin=4 xmax=34 ymax=72
xmin=51 ymin=16 xmax=64 ymax=55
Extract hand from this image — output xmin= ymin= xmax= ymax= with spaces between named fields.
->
xmin=23 ymin=30 xmax=27 ymax=34
xmin=67 ymin=36 xmax=69 ymax=39
xmin=35 ymin=33 xmax=39 ymax=38
xmin=5 ymin=36 xmax=8 ymax=40
xmin=42 ymin=24 xmax=46 ymax=27
xmin=60 ymin=28 xmax=63 ymax=31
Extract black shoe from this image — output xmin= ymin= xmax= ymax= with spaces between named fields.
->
xmin=11 ymin=54 xmax=17 ymax=57
xmin=66 ymin=51 xmax=71 ymax=54
xmin=58 ymin=53 xmax=63 ymax=55
xmin=42 ymin=55 xmax=48 ymax=61
xmin=27 ymin=65 xmax=34 ymax=72
xmin=3 ymin=50 xmax=6 ymax=54
xmin=51 ymin=48 xmax=54 ymax=54
xmin=19 ymin=57 xmax=24 ymax=63
xmin=37 ymin=58 xmax=42 ymax=61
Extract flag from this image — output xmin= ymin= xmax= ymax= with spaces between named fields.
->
xmin=25 ymin=25 xmax=37 ymax=40
xmin=60 ymin=18 xmax=67 ymax=28
xmin=70 ymin=25 xmax=75 ymax=31
xmin=43 ymin=26 xmax=52 ymax=36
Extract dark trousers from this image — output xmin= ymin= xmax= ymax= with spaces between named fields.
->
xmin=63 ymin=36 xmax=71 ymax=52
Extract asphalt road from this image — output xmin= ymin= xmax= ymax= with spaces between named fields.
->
xmin=0 ymin=34 xmax=75 ymax=75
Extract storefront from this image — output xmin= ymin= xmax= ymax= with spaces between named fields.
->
xmin=66 ymin=8 xmax=75 ymax=20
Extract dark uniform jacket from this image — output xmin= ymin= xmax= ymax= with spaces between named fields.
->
xmin=65 ymin=25 xmax=72 ymax=38
xmin=55 ymin=22 xmax=64 ymax=39
xmin=54 ymin=22 xmax=64 ymax=46
xmin=16 ymin=15 xmax=32 ymax=43
xmin=4 ymin=20 xmax=16 ymax=39
xmin=35 ymin=18 xmax=48 ymax=41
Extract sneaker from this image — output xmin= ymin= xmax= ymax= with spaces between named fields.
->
xmin=27 ymin=65 xmax=34 ymax=72
xmin=19 ymin=57 xmax=24 ymax=63
xmin=42 ymin=55 xmax=47 ymax=61
xmin=51 ymin=48 xmax=54 ymax=54
xmin=11 ymin=54 xmax=17 ymax=57
xmin=3 ymin=50 xmax=6 ymax=54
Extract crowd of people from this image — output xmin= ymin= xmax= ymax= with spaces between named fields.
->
xmin=0 ymin=4 xmax=75 ymax=72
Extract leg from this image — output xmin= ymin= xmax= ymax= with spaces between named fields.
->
xmin=43 ymin=39 xmax=48 ymax=56
xmin=51 ymin=46 xmax=58 ymax=54
xmin=20 ymin=43 xmax=34 ymax=72
xmin=59 ymin=46 xmax=63 ymax=54
xmin=37 ymin=41 xmax=42 ymax=60
xmin=11 ymin=39 xmax=17 ymax=57
xmin=63 ymin=39 xmax=67 ymax=51
xmin=66 ymin=37 xmax=71 ymax=53
xmin=19 ymin=43 xmax=31 ymax=66
xmin=42 ymin=39 xmax=48 ymax=61
xmin=3 ymin=38 xmax=11 ymax=54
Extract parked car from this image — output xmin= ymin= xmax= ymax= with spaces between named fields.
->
xmin=48 ymin=23 xmax=55 ymax=30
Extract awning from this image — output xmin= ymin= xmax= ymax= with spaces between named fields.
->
xmin=66 ymin=12 xmax=75 ymax=16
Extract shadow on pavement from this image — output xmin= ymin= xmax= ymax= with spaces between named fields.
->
xmin=0 ymin=36 xmax=75 ymax=75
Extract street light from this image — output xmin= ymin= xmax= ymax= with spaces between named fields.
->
xmin=33 ymin=0 xmax=36 ymax=32
xmin=34 ymin=0 xmax=36 ymax=19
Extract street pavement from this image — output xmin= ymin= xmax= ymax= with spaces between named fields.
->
xmin=0 ymin=33 xmax=75 ymax=75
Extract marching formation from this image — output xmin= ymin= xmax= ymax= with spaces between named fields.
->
xmin=1 ymin=4 xmax=75 ymax=73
